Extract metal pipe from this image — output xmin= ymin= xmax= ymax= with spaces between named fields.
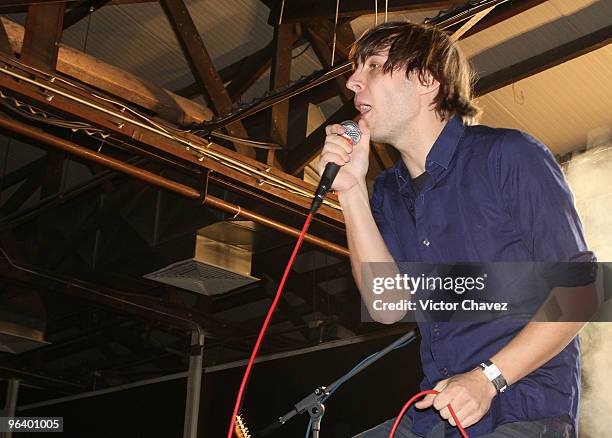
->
xmin=1 ymin=378 xmax=19 ymax=438
xmin=0 ymin=366 xmax=83 ymax=390
xmin=183 ymin=331 xmax=204 ymax=438
xmin=0 ymin=114 xmax=349 ymax=257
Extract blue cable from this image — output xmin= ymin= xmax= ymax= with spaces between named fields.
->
xmin=304 ymin=333 xmax=417 ymax=437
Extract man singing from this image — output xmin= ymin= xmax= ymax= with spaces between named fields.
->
xmin=317 ymin=22 xmax=594 ymax=437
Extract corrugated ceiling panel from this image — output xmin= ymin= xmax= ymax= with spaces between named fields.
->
xmin=60 ymin=0 xmax=326 ymax=104
xmin=61 ymin=1 xmax=189 ymax=88
xmin=351 ymin=10 xmax=438 ymax=37
xmin=187 ymin=0 xmax=272 ymax=72
xmin=460 ymin=0 xmax=600 ymax=63
xmin=459 ymin=0 xmax=608 ymax=75
xmin=478 ymin=44 xmax=612 ymax=155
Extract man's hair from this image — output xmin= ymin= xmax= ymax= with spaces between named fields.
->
xmin=349 ymin=21 xmax=480 ymax=124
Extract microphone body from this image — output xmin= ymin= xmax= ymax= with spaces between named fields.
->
xmin=309 ymin=120 xmax=361 ymax=214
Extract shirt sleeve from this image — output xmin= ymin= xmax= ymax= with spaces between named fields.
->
xmin=370 ymin=171 xmax=406 ymax=262
xmin=492 ymin=130 xmax=595 ymax=263
xmin=370 ymin=173 xmax=387 ymax=230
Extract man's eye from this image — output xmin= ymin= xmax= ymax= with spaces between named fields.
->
xmin=369 ymin=63 xmax=379 ymax=70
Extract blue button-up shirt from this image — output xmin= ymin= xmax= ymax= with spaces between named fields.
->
xmin=370 ymin=117 xmax=594 ymax=437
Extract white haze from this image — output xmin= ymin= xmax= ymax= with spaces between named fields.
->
xmin=564 ymin=130 xmax=612 ymax=437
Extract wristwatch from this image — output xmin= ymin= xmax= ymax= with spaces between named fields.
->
xmin=479 ymin=360 xmax=508 ymax=393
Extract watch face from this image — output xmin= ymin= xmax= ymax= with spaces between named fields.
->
xmin=484 ymin=367 xmax=499 ymax=380
xmin=484 ymin=366 xmax=500 ymax=380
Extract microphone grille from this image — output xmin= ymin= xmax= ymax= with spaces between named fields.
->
xmin=341 ymin=120 xmax=361 ymax=145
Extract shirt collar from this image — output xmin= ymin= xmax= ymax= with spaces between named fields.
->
xmin=426 ymin=116 xmax=465 ymax=170
xmin=393 ymin=116 xmax=465 ymax=190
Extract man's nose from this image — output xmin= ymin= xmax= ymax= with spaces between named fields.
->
xmin=346 ymin=71 xmax=363 ymax=93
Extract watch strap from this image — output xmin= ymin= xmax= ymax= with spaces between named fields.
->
xmin=479 ymin=359 xmax=508 ymax=393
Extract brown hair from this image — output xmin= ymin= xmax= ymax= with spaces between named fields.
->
xmin=350 ymin=21 xmax=480 ymax=124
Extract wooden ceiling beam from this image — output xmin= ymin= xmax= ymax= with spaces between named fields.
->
xmin=2 ymin=17 xmax=213 ymax=126
xmin=21 ymin=3 xmax=66 ymax=71
xmin=0 ymin=0 xmax=155 ymax=14
xmin=160 ymin=0 xmax=254 ymax=158
xmin=0 ymin=20 xmax=12 ymax=55
xmin=0 ymin=64 xmax=344 ymax=223
xmin=174 ymin=41 xmax=274 ymax=100
xmin=226 ymin=41 xmax=274 ymax=102
xmin=268 ymin=22 xmax=295 ymax=166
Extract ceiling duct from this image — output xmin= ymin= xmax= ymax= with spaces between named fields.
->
xmin=144 ymin=221 xmax=260 ymax=296
xmin=0 ymin=290 xmax=49 ymax=354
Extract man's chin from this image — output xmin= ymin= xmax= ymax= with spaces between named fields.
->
xmin=369 ymin=130 xmax=385 ymax=144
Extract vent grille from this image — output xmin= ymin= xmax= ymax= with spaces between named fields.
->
xmin=144 ymin=258 xmax=258 ymax=296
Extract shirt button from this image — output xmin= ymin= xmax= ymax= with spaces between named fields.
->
xmin=422 ymin=239 xmax=430 ymax=247
xmin=442 ymin=368 xmax=449 ymax=376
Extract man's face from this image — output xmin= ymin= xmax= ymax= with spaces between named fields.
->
xmin=347 ymin=52 xmax=421 ymax=144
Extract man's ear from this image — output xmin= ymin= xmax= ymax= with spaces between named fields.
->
xmin=419 ymin=72 xmax=440 ymax=96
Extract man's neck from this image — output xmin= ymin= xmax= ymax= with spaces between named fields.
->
xmin=396 ymin=113 xmax=447 ymax=178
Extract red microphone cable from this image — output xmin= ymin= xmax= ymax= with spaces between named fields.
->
xmin=226 ymin=212 xmax=314 ymax=438
xmin=389 ymin=390 xmax=468 ymax=438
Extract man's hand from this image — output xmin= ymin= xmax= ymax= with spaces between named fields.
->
xmin=317 ymin=118 xmax=371 ymax=193
xmin=414 ymin=369 xmax=497 ymax=429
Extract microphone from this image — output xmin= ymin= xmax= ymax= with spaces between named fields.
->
xmin=309 ymin=120 xmax=361 ymax=214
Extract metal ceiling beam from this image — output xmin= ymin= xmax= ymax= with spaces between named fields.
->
xmin=0 ymin=156 xmax=46 ymax=190
xmin=271 ymin=0 xmax=455 ymax=23
xmin=475 ymin=24 xmax=612 ymax=96
xmin=40 ymin=150 xmax=66 ymax=199
xmin=0 ymin=166 xmax=45 ymax=216
xmin=21 ymin=3 xmax=65 ymax=71
xmin=159 ymin=0 xmax=255 ymax=158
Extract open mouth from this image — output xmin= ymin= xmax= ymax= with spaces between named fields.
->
xmin=356 ymin=104 xmax=372 ymax=114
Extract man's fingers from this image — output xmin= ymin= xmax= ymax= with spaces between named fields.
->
xmin=325 ymin=134 xmax=354 ymax=154
xmin=438 ymin=406 xmax=451 ymax=420
xmin=318 ymin=152 xmax=348 ymax=171
xmin=414 ymin=394 xmax=435 ymax=409
xmin=456 ymin=412 xmax=479 ymax=429
xmin=325 ymin=123 xmax=346 ymax=136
